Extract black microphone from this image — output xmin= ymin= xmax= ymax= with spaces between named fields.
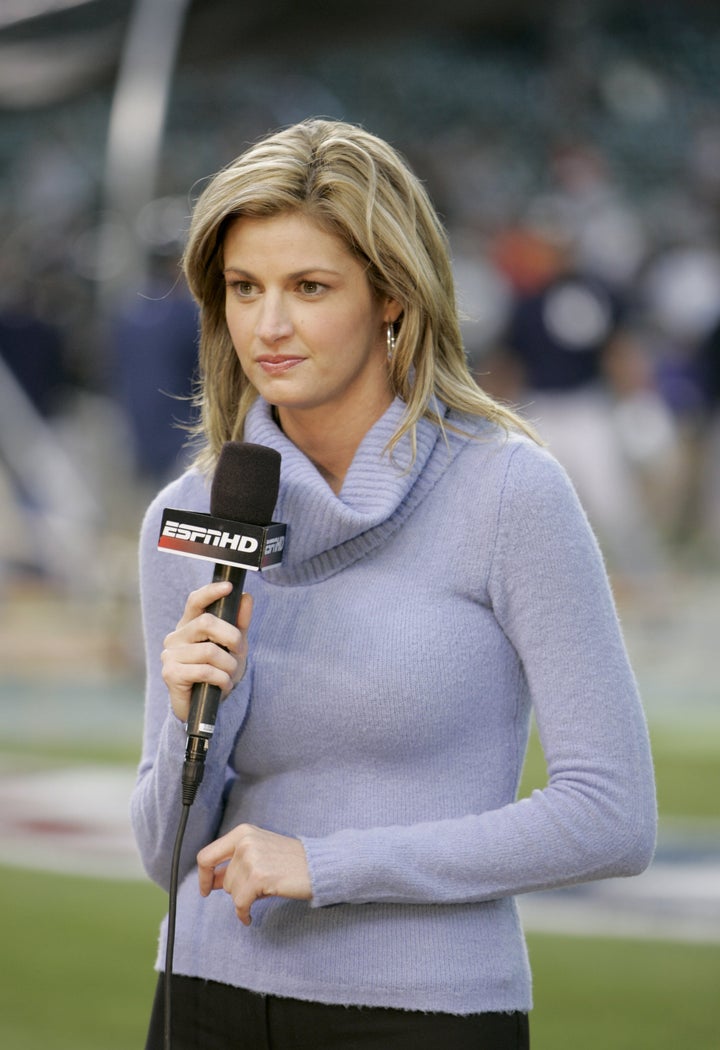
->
xmin=158 ymin=441 xmax=282 ymax=804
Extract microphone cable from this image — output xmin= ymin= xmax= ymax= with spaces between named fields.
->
xmin=164 ymin=737 xmax=213 ymax=1050
xmin=164 ymin=800 xmax=190 ymax=1050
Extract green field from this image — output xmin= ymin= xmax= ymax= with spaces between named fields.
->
xmin=1 ymin=714 xmax=718 ymax=1048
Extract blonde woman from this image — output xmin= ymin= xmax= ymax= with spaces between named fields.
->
xmin=132 ymin=119 xmax=656 ymax=1050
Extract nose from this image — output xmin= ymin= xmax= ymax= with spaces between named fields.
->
xmin=255 ymin=292 xmax=293 ymax=345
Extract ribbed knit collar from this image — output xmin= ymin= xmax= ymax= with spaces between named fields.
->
xmin=244 ymin=397 xmax=471 ymax=585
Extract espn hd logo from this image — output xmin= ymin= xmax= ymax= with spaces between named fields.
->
xmin=158 ymin=509 xmax=286 ymax=570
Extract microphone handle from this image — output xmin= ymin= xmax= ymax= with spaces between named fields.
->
xmin=186 ymin=562 xmax=247 ymax=744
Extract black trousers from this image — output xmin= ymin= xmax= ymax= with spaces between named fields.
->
xmin=145 ymin=973 xmax=530 ymax=1050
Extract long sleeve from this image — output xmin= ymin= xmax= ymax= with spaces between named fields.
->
xmin=300 ymin=442 xmax=657 ymax=907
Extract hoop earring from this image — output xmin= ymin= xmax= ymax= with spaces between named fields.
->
xmin=386 ymin=323 xmax=396 ymax=361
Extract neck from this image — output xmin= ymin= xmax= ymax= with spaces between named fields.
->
xmin=276 ymin=395 xmax=393 ymax=495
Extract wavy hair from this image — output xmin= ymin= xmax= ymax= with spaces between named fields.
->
xmin=182 ymin=118 xmax=538 ymax=469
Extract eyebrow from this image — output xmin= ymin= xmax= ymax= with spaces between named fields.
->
xmin=222 ymin=266 xmax=344 ymax=279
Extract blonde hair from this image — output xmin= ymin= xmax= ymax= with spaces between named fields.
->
xmin=183 ymin=118 xmax=538 ymax=469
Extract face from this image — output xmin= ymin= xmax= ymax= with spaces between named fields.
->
xmin=222 ymin=211 xmax=400 ymax=428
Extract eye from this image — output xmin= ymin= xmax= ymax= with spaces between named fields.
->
xmin=226 ymin=278 xmax=256 ymax=296
xmin=298 ymin=280 xmax=325 ymax=296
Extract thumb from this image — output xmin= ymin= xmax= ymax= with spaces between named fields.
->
xmin=237 ymin=592 xmax=254 ymax=632
xmin=197 ymin=832 xmax=234 ymax=896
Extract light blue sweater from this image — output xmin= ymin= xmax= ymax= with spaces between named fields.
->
xmin=131 ymin=396 xmax=656 ymax=1015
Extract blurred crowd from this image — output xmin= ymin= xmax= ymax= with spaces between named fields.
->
xmin=448 ymin=137 xmax=720 ymax=586
xmin=2 ymin=14 xmax=720 ymax=603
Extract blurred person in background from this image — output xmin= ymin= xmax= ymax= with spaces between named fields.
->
xmin=494 ymin=220 xmax=676 ymax=589
xmin=107 ymin=253 xmax=200 ymax=489
xmin=637 ymin=242 xmax=720 ymax=560
xmin=0 ymin=283 xmax=69 ymax=421
xmin=131 ymin=119 xmax=656 ymax=1050
xmin=0 ymin=274 xmax=100 ymax=591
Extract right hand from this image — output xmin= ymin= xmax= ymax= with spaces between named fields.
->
xmin=161 ymin=581 xmax=254 ymax=723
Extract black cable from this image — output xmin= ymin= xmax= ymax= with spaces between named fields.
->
xmin=163 ymin=754 xmax=207 ymax=1050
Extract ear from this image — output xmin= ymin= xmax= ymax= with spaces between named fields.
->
xmin=383 ymin=299 xmax=403 ymax=325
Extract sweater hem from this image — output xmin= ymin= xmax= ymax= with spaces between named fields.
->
xmin=154 ymin=961 xmax=532 ymax=1016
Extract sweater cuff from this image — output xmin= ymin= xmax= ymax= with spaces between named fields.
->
xmin=301 ymin=830 xmax=365 ymax=907
xmin=301 ymin=826 xmax=411 ymax=908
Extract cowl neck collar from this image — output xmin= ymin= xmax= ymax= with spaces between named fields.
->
xmin=243 ymin=396 xmax=464 ymax=585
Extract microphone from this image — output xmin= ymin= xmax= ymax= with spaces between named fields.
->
xmin=157 ymin=441 xmax=283 ymax=804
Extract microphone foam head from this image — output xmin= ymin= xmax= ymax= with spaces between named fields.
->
xmin=211 ymin=442 xmax=281 ymax=524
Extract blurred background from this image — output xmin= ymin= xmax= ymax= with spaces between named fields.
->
xmin=0 ymin=1 xmax=718 ymax=1047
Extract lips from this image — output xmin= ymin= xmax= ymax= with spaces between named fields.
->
xmin=256 ymin=355 xmax=305 ymax=375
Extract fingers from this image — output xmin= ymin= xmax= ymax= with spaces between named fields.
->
xmin=197 ymin=824 xmax=312 ymax=926
xmin=161 ymin=582 xmax=253 ymax=722
xmin=162 ymin=641 xmax=237 ymax=694
xmin=197 ymin=828 xmax=235 ymax=897
xmin=176 ymin=580 xmax=235 ymax=632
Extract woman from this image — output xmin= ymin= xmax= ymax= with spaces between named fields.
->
xmin=131 ymin=119 xmax=656 ymax=1049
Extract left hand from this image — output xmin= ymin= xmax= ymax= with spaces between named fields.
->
xmin=197 ymin=824 xmax=312 ymax=925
